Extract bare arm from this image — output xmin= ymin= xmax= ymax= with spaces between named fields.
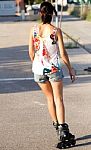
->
xmin=57 ymin=28 xmax=76 ymax=82
xmin=29 ymin=28 xmax=34 ymax=62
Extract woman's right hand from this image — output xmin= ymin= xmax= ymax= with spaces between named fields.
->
xmin=69 ymin=68 xmax=76 ymax=83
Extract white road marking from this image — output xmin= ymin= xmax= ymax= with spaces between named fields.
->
xmin=0 ymin=74 xmax=91 ymax=82
xmin=34 ymin=101 xmax=46 ymax=106
xmin=0 ymin=77 xmax=34 ymax=82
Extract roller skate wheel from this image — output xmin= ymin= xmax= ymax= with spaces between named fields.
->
xmin=71 ymin=139 xmax=76 ymax=146
xmin=56 ymin=142 xmax=66 ymax=149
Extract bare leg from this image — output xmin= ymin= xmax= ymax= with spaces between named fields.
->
xmin=38 ymin=81 xmax=57 ymax=122
xmin=50 ymin=80 xmax=65 ymax=124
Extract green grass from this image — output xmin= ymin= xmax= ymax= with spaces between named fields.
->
xmin=65 ymin=42 xmax=79 ymax=49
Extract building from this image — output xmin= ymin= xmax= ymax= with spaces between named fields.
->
xmin=0 ymin=0 xmax=26 ymax=16
xmin=0 ymin=0 xmax=16 ymax=16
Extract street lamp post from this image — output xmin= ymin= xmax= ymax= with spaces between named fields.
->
xmin=59 ymin=0 xmax=63 ymax=28
xmin=51 ymin=0 xmax=53 ymax=3
xmin=55 ymin=0 xmax=58 ymax=27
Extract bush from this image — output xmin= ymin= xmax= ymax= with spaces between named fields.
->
xmin=68 ymin=4 xmax=91 ymax=20
xmin=70 ymin=9 xmax=80 ymax=17
xmin=68 ymin=5 xmax=80 ymax=17
xmin=86 ymin=10 xmax=91 ymax=21
xmin=80 ymin=5 xmax=88 ymax=19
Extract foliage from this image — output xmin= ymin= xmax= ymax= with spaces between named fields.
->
xmin=31 ymin=0 xmax=34 ymax=5
xmin=68 ymin=4 xmax=91 ymax=21
xmin=86 ymin=10 xmax=91 ymax=21
xmin=35 ymin=0 xmax=44 ymax=4
xmin=34 ymin=0 xmax=51 ymax=4
xmin=69 ymin=6 xmax=80 ymax=17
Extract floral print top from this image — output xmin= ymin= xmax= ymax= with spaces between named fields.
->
xmin=32 ymin=25 xmax=61 ymax=75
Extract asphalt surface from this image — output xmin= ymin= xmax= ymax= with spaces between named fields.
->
xmin=0 ymin=14 xmax=91 ymax=150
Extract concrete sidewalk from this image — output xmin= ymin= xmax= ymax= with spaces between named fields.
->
xmin=62 ymin=12 xmax=91 ymax=53
xmin=60 ymin=12 xmax=91 ymax=75
xmin=62 ymin=47 xmax=91 ymax=76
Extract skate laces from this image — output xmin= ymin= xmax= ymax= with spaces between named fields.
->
xmin=58 ymin=123 xmax=69 ymax=138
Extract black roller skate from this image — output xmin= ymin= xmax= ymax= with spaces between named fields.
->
xmin=56 ymin=123 xmax=76 ymax=149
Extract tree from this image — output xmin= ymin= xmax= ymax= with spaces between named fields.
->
xmin=36 ymin=0 xmax=42 ymax=3
xmin=35 ymin=0 xmax=51 ymax=4
xmin=30 ymin=0 xmax=35 ymax=5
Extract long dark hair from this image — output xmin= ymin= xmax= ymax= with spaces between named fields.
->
xmin=40 ymin=2 xmax=57 ymax=24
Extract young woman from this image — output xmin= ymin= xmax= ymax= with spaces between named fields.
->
xmin=29 ymin=2 xmax=76 ymax=148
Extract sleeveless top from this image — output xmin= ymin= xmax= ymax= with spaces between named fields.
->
xmin=32 ymin=25 xmax=62 ymax=75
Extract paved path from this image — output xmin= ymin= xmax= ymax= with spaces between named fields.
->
xmin=0 ymin=14 xmax=91 ymax=150
xmin=63 ymin=47 xmax=91 ymax=75
xmin=62 ymin=12 xmax=91 ymax=53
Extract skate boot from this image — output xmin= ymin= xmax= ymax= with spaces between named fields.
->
xmin=57 ymin=123 xmax=76 ymax=149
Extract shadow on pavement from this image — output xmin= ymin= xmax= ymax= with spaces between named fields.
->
xmin=75 ymin=142 xmax=91 ymax=148
xmin=0 ymin=16 xmax=21 ymax=22
xmin=0 ymin=75 xmax=91 ymax=94
xmin=84 ymin=44 xmax=91 ymax=54
xmin=62 ymin=14 xmax=81 ymax=22
xmin=63 ymin=75 xmax=91 ymax=86
xmin=56 ymin=134 xmax=91 ymax=149
xmin=75 ymin=134 xmax=91 ymax=148
xmin=53 ymin=15 xmax=81 ymax=22
xmin=0 ymin=45 xmax=91 ymax=93
xmin=0 ymin=45 xmax=29 ymax=63
xmin=0 ymin=80 xmax=40 ymax=94
xmin=66 ymin=43 xmax=91 ymax=54
xmin=76 ymin=134 xmax=91 ymax=141
xmin=0 ymin=13 xmax=80 ymax=23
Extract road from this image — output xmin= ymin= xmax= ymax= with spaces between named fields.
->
xmin=0 ymin=19 xmax=91 ymax=150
